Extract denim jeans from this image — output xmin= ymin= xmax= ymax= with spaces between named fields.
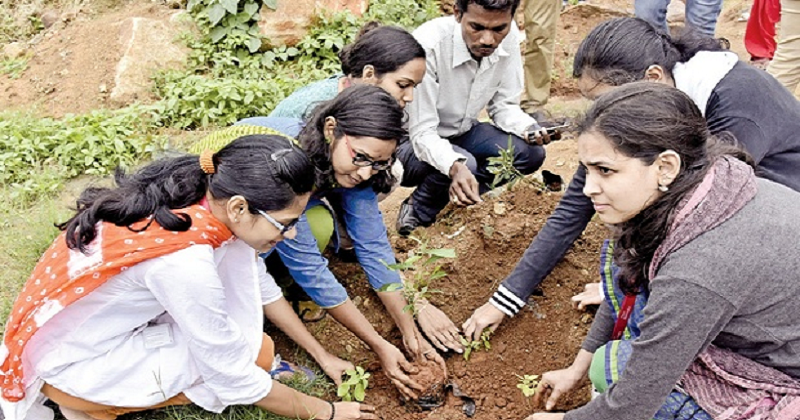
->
xmin=399 ymin=122 xmax=546 ymax=225
xmin=635 ymin=0 xmax=723 ymax=35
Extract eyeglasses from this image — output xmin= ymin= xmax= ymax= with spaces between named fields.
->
xmin=257 ymin=210 xmax=299 ymax=235
xmin=342 ymin=134 xmax=394 ymax=171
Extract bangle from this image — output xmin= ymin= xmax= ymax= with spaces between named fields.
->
xmin=328 ymin=401 xmax=335 ymax=420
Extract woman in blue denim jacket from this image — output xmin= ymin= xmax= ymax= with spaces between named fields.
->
xmin=213 ymin=85 xmax=456 ymax=401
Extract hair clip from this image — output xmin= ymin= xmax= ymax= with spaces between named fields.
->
xmin=199 ymin=150 xmax=216 ymax=174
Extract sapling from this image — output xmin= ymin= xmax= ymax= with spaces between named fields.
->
xmin=380 ymin=236 xmax=456 ymax=316
xmin=337 ymin=366 xmax=371 ymax=402
xmin=459 ymin=329 xmax=493 ymax=361
xmin=487 ymin=136 xmax=546 ymax=191
xmin=516 ymin=374 xmax=541 ymax=398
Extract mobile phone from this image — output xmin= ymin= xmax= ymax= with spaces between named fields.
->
xmin=526 ymin=123 xmax=571 ymax=140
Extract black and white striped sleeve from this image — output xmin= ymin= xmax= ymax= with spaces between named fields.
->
xmin=489 ymin=284 xmax=526 ymax=316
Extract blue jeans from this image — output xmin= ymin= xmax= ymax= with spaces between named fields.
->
xmin=635 ymin=0 xmax=723 ymax=35
xmin=399 ymin=123 xmax=546 ymax=225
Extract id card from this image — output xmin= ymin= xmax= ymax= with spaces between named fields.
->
xmin=143 ymin=323 xmax=174 ymax=349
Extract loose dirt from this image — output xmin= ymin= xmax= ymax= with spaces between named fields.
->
xmin=273 ymin=182 xmax=608 ymax=419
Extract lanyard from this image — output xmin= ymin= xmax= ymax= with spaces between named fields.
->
xmin=611 ymin=294 xmax=637 ymax=340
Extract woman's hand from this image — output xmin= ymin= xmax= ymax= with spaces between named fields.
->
xmin=532 ymin=367 xmax=586 ymax=411
xmin=571 ymin=282 xmax=603 ymax=310
xmin=415 ymin=332 xmax=448 ymax=377
xmin=417 ymin=302 xmax=464 ymax=353
xmin=332 ymin=402 xmax=377 ymax=420
xmin=524 ymin=413 xmax=566 ymax=420
xmin=317 ymin=353 xmax=354 ymax=387
xmin=462 ymin=301 xmax=506 ymax=341
xmin=375 ymin=343 xmax=424 ymax=400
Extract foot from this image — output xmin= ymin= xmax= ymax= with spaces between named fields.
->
xmin=396 ymin=197 xmax=423 ymax=237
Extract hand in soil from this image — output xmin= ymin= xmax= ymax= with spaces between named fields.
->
xmin=524 ymin=413 xmax=566 ymax=420
xmin=333 ymin=402 xmax=377 ymax=420
xmin=319 ymin=353 xmax=355 ymax=387
xmin=571 ymin=282 xmax=603 ymax=310
xmin=462 ymin=301 xmax=506 ymax=341
xmin=417 ymin=303 xmax=464 ymax=353
xmin=376 ymin=343 xmax=424 ymax=400
xmin=449 ymin=162 xmax=482 ymax=206
xmin=532 ymin=367 xmax=585 ymax=411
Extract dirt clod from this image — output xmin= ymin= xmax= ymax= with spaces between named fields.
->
xmin=409 ymin=361 xmax=448 ymax=408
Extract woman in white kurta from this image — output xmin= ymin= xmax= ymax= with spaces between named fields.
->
xmin=0 ymin=135 xmax=376 ymax=420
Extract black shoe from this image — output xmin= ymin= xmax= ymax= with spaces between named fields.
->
xmin=396 ymin=197 xmax=422 ymax=237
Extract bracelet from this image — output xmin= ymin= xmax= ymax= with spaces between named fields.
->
xmin=327 ymin=401 xmax=335 ymax=420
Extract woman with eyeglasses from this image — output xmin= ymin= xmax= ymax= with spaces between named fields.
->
xmin=193 ymin=85 xmax=450 ymax=402
xmin=0 ymin=135 xmax=377 ymax=420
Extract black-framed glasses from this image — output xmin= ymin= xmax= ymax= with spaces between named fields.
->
xmin=257 ymin=210 xmax=299 ymax=235
xmin=342 ymin=134 xmax=394 ymax=171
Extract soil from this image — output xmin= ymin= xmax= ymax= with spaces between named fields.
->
xmin=409 ymin=360 xmax=448 ymax=407
xmin=273 ymin=182 xmax=609 ymax=419
xmin=0 ymin=0 xmax=178 ymax=116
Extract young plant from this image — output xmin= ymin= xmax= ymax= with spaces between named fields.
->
xmin=516 ymin=374 xmax=541 ymax=398
xmin=487 ymin=136 xmax=546 ymax=191
xmin=459 ymin=329 xmax=493 ymax=361
xmin=381 ymin=236 xmax=456 ymax=316
xmin=487 ymin=136 xmax=527 ymax=190
xmin=337 ymin=366 xmax=371 ymax=402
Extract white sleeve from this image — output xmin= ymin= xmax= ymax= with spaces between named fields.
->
xmin=144 ymin=246 xmax=272 ymax=407
xmin=408 ymin=46 xmax=469 ymax=176
xmin=258 ymin=257 xmax=283 ymax=306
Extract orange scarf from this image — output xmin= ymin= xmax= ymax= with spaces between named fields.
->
xmin=1 ymin=204 xmax=233 ymax=402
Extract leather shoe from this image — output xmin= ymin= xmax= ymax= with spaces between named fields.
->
xmin=396 ymin=197 xmax=423 ymax=237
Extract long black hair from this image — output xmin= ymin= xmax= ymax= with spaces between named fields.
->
xmin=298 ymin=84 xmax=406 ymax=194
xmin=58 ymin=135 xmax=315 ymax=252
xmin=578 ymin=82 xmax=752 ymax=294
xmin=573 ymin=17 xmax=725 ymax=86
xmin=339 ymin=22 xmax=425 ymax=78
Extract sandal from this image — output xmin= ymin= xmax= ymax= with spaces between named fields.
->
xmin=292 ymin=300 xmax=327 ymax=323
xmin=269 ymin=355 xmax=317 ymax=382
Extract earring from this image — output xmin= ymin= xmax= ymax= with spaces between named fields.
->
xmin=658 ymin=184 xmax=669 ymax=192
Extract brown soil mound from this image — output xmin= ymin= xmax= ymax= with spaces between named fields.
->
xmin=0 ymin=1 xmax=177 ymax=117
xmin=272 ymin=182 xmax=608 ymax=419
xmin=409 ymin=360 xmax=448 ymax=406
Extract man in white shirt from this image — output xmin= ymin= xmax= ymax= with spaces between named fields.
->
xmin=396 ymin=0 xmax=549 ymax=236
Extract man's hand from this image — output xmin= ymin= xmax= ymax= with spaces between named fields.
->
xmin=417 ymin=302 xmax=464 ymax=353
xmin=524 ymin=123 xmax=552 ymax=146
xmin=462 ymin=302 xmax=506 ymax=342
xmin=449 ymin=161 xmax=481 ymax=206
xmin=571 ymin=282 xmax=603 ymax=310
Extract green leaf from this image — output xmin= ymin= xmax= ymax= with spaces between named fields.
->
xmin=379 ymin=283 xmax=403 ymax=292
xmin=207 ymin=3 xmax=226 ymax=26
xmin=263 ymin=0 xmax=278 ymax=9
xmin=220 ymin=0 xmax=238 ymax=14
xmin=353 ymin=384 xmax=366 ymax=402
xmin=426 ymin=248 xmax=456 ymax=259
xmin=246 ymin=36 xmax=262 ymax=53
xmin=244 ymin=1 xmax=259 ymax=16
xmin=337 ymin=385 xmax=349 ymax=397
xmin=210 ymin=26 xmax=227 ymax=43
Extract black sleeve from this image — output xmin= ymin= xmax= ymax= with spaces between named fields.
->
xmin=490 ymin=165 xmax=595 ymax=315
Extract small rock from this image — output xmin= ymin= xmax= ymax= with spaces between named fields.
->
xmin=60 ymin=11 xmax=77 ymax=22
xmin=581 ymin=313 xmax=593 ymax=324
xmin=581 ymin=269 xmax=590 ymax=276
xmin=345 ymin=344 xmax=353 ymax=353
xmin=3 ymin=42 xmax=26 ymax=59
xmin=41 ymin=10 xmax=59 ymax=28
xmin=353 ymin=296 xmax=362 ymax=307
xmin=495 ymin=397 xmax=507 ymax=408
xmin=99 ymin=83 xmax=107 ymax=93
xmin=493 ymin=202 xmax=507 ymax=215
xmin=494 ymin=342 xmax=507 ymax=354
xmin=59 ymin=69 xmax=69 ymax=76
